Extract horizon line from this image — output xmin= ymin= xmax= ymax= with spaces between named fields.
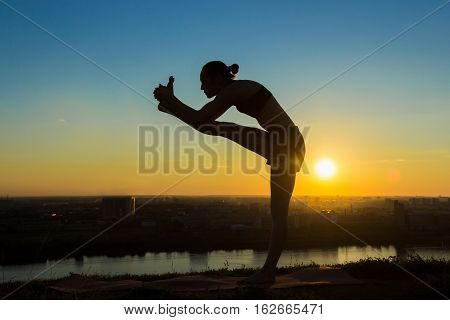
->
xmin=2 ymin=194 xmax=449 ymax=199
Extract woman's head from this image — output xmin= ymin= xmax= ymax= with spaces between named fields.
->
xmin=200 ymin=61 xmax=239 ymax=98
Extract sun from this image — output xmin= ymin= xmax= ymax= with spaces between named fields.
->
xmin=315 ymin=159 xmax=336 ymax=179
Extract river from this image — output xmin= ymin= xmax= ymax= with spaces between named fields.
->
xmin=1 ymin=245 xmax=449 ymax=283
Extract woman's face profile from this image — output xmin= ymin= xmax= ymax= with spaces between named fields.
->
xmin=200 ymin=71 xmax=221 ymax=98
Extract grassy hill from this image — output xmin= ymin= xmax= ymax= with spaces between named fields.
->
xmin=1 ymin=256 xmax=449 ymax=299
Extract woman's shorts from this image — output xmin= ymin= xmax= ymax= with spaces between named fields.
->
xmin=265 ymin=124 xmax=305 ymax=174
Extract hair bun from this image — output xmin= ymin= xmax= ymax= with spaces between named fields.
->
xmin=229 ymin=63 xmax=239 ymax=75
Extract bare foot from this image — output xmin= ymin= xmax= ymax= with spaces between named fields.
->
xmin=237 ymin=270 xmax=276 ymax=287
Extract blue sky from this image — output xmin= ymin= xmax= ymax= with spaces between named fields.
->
xmin=0 ymin=0 xmax=449 ymax=196
xmin=1 ymin=0 xmax=449 ymax=120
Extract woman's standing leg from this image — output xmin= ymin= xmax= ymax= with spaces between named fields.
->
xmin=239 ymin=126 xmax=304 ymax=284
xmin=262 ymin=128 xmax=303 ymax=275
xmin=262 ymin=169 xmax=296 ymax=274
xmin=238 ymin=169 xmax=296 ymax=284
xmin=197 ymin=120 xmax=299 ymax=284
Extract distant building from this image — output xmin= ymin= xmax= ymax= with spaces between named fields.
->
xmin=288 ymin=214 xmax=302 ymax=228
xmin=102 ymin=196 xmax=135 ymax=217
xmin=409 ymin=197 xmax=440 ymax=207
xmin=0 ymin=196 xmax=13 ymax=212
xmin=407 ymin=213 xmax=438 ymax=231
xmin=393 ymin=200 xmax=408 ymax=228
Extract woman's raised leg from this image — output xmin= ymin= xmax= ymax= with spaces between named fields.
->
xmin=196 ymin=121 xmax=270 ymax=160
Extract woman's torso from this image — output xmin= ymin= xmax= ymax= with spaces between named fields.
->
xmin=227 ymin=80 xmax=296 ymax=131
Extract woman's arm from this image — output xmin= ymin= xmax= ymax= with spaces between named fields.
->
xmin=154 ymin=77 xmax=233 ymax=128
xmin=158 ymin=96 xmax=200 ymax=127
xmin=160 ymin=93 xmax=232 ymax=128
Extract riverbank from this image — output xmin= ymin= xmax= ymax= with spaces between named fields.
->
xmin=1 ymin=256 xmax=449 ymax=299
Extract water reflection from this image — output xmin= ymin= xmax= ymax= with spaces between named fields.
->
xmin=1 ymin=245 xmax=449 ymax=283
xmin=188 ymin=252 xmax=209 ymax=271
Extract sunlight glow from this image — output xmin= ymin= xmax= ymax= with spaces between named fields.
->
xmin=315 ymin=159 xmax=336 ymax=179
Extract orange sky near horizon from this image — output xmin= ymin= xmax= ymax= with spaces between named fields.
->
xmin=1 ymin=116 xmax=448 ymax=197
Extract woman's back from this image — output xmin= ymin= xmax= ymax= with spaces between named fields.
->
xmin=226 ymin=80 xmax=296 ymax=131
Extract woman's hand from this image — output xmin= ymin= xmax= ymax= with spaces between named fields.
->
xmin=153 ymin=76 xmax=175 ymax=105
xmin=153 ymin=76 xmax=176 ymax=114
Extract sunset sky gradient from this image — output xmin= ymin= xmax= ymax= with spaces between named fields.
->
xmin=1 ymin=0 xmax=449 ymax=196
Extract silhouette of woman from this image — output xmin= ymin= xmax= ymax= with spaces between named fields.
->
xmin=153 ymin=61 xmax=305 ymax=285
